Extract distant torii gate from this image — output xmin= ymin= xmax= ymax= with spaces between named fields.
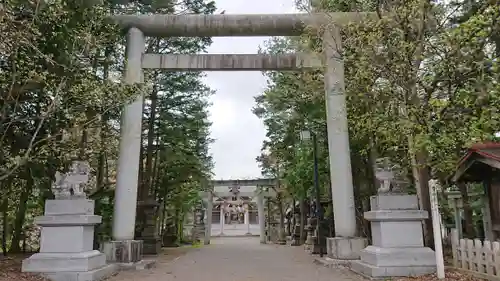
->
xmin=200 ymin=179 xmax=277 ymax=245
xmin=107 ymin=12 xmax=374 ymax=264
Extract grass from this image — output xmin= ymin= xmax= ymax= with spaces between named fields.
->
xmin=191 ymin=240 xmax=203 ymax=248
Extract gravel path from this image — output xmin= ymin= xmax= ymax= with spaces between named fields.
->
xmin=111 ymin=237 xmax=365 ymax=281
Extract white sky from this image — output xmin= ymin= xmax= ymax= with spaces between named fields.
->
xmin=203 ymin=0 xmax=298 ymax=180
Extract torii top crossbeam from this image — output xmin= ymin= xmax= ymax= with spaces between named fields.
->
xmin=112 ymin=13 xmax=371 ymax=37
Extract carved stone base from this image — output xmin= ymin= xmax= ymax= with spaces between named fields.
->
xmin=22 ymin=251 xmax=110 ymax=272
xmin=102 ymin=240 xmax=143 ymax=264
xmin=326 ymin=237 xmax=368 ymax=260
xmin=41 ymin=264 xmax=117 ymax=281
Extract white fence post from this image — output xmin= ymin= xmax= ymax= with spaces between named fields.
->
xmin=429 ymin=179 xmax=445 ymax=279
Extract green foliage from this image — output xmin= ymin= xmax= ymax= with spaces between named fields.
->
xmin=0 ymin=0 xmax=216 ymax=252
xmin=254 ymin=0 xmax=500 ymax=236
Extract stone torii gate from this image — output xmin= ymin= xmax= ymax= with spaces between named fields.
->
xmin=107 ymin=12 xmax=372 ymax=265
xmin=201 ymin=179 xmax=277 ymax=244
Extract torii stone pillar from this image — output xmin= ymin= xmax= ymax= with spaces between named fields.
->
xmin=101 ymin=27 xmax=154 ymax=268
xmin=257 ymin=192 xmax=266 ymax=244
xmin=322 ymin=26 xmax=368 ymax=260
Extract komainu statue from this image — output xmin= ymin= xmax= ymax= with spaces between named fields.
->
xmin=52 ymin=161 xmax=93 ymax=199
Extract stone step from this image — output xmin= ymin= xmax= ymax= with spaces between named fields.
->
xmin=22 ymin=251 xmax=106 ymax=273
xmin=351 ymin=260 xmax=436 ymax=279
xmin=42 ymin=263 xmax=117 ymax=281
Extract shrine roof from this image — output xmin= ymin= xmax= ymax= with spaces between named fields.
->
xmin=451 ymin=142 xmax=500 ymax=183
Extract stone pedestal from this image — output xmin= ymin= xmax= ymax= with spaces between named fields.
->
xmin=351 ymin=194 xmax=436 ymax=279
xmin=22 ymin=200 xmax=117 ymax=281
xmin=290 ymin=214 xmax=301 ymax=246
xmin=135 ymin=199 xmax=161 ymax=255
xmin=102 ymin=240 xmax=156 ymax=270
xmin=304 ymin=217 xmax=316 ymax=252
xmin=102 ymin=240 xmax=142 ymax=263
xmin=327 ymin=236 xmax=367 ymax=260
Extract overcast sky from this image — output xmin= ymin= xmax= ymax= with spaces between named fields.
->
xmin=203 ymin=0 xmax=298 ymax=180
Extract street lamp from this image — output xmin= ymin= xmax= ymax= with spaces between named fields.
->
xmin=299 ymin=129 xmax=324 ymax=257
xmin=300 ymin=131 xmax=315 ymax=218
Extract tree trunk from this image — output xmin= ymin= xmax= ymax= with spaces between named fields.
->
xmin=10 ymin=169 xmax=33 ymax=253
xmin=159 ymin=196 xmax=168 ymax=236
xmin=410 ymin=148 xmax=434 ymax=248
xmin=399 ymin=0 xmax=433 ymax=248
xmin=322 ymin=181 xmax=334 ymax=236
xmin=151 ymin=139 xmax=162 ymax=200
xmin=353 ymin=181 xmax=364 ymax=237
xmin=299 ymin=198 xmax=306 ymax=244
xmin=1 ymin=195 xmax=9 ymax=256
xmin=174 ymin=208 xmax=180 ymax=244
xmin=292 ymin=198 xmax=296 ymax=228
xmin=142 ymin=85 xmax=159 ymax=200
xmin=94 ymin=45 xmax=112 ymax=249
xmin=277 ymin=195 xmax=285 ymax=241
xmin=362 ymin=144 xmax=379 ymax=241
xmin=458 ymin=182 xmax=475 ymax=238
xmin=137 ymin=138 xmax=145 ymax=195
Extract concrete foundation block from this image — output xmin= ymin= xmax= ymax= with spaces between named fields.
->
xmin=360 ymin=246 xmax=436 ymax=267
xmin=22 ymin=250 xmax=106 ymax=272
xmin=102 ymin=240 xmax=143 ymax=264
xmin=351 ymin=260 xmax=436 ymax=279
xmin=41 ymin=263 xmax=117 ymax=281
xmin=327 ymin=237 xmax=367 ymax=260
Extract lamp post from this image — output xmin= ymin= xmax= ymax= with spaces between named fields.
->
xmin=300 ymin=130 xmax=324 ymax=257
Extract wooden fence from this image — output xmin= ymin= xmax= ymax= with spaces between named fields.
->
xmin=451 ymin=229 xmax=500 ymax=278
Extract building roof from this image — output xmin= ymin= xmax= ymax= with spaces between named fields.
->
xmin=451 ymin=142 xmax=500 ymax=183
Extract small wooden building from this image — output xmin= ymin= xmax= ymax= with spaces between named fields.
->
xmin=450 ymin=142 xmax=500 ymax=241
